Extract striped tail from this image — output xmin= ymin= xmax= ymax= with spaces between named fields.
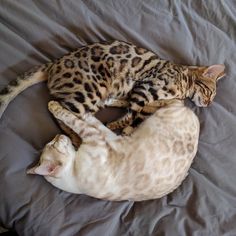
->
xmin=0 ymin=63 xmax=52 ymax=118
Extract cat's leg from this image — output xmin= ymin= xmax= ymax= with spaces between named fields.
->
xmin=121 ymin=105 xmax=157 ymax=135
xmin=104 ymin=98 xmax=135 ymax=132
xmin=57 ymin=96 xmax=104 ymax=145
xmin=106 ymin=81 xmax=176 ymax=131
xmin=106 ymin=85 xmax=155 ymax=130
xmin=56 ymin=120 xmax=82 ymax=147
xmin=104 ymin=98 xmax=129 ymax=108
xmin=60 ymin=97 xmax=101 ymax=117
xmin=54 ymin=79 xmax=109 ymax=117
xmin=48 ymin=101 xmax=118 ymax=143
xmin=121 ymin=111 xmax=152 ymax=135
xmin=121 ymin=100 xmax=175 ymax=135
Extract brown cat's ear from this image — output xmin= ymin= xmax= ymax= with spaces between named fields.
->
xmin=203 ymin=64 xmax=225 ymax=80
xmin=27 ymin=160 xmax=61 ymax=176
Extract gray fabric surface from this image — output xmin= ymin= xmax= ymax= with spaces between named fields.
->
xmin=0 ymin=1 xmax=236 ymax=235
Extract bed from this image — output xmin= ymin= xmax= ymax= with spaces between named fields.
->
xmin=1 ymin=1 xmax=236 ymax=235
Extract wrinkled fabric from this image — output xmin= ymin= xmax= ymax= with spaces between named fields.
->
xmin=0 ymin=1 xmax=236 ymax=235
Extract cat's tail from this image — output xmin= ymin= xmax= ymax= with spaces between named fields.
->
xmin=0 ymin=62 xmax=52 ymax=118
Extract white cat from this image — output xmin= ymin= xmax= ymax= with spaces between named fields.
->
xmin=27 ymin=100 xmax=199 ymax=201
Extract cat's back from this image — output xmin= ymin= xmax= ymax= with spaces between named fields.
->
xmin=111 ymin=101 xmax=200 ymax=200
xmin=134 ymin=100 xmax=199 ymax=141
xmin=46 ymin=40 xmax=157 ymax=110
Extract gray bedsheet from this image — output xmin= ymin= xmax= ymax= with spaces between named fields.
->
xmin=1 ymin=1 xmax=236 ymax=235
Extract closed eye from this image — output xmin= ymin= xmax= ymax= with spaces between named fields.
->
xmin=211 ymin=91 xmax=216 ymax=100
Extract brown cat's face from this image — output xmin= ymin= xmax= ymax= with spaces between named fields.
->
xmin=188 ymin=64 xmax=225 ymax=107
xmin=27 ymin=135 xmax=75 ymax=177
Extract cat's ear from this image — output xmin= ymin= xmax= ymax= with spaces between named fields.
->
xmin=203 ymin=64 xmax=225 ymax=80
xmin=27 ymin=160 xmax=61 ymax=176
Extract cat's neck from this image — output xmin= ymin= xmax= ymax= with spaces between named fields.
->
xmin=181 ymin=69 xmax=195 ymax=99
xmin=186 ymin=76 xmax=195 ymax=98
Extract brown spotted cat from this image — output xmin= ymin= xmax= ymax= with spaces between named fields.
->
xmin=0 ymin=40 xmax=225 ymax=134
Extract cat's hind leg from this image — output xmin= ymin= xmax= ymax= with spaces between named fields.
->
xmin=106 ymin=112 xmax=133 ymax=130
xmin=60 ymin=96 xmax=100 ymax=118
xmin=104 ymin=98 xmax=129 ymax=108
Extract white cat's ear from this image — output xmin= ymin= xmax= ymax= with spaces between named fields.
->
xmin=203 ymin=64 xmax=225 ymax=80
xmin=27 ymin=160 xmax=61 ymax=176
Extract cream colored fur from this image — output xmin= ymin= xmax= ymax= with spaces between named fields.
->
xmin=27 ymin=100 xmax=199 ymax=201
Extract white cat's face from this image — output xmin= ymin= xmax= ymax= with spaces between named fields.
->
xmin=27 ymin=134 xmax=75 ymax=177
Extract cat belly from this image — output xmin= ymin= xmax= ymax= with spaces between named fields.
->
xmin=73 ymin=147 xmax=195 ymax=201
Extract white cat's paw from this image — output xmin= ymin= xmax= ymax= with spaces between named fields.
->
xmin=48 ymin=101 xmax=62 ymax=113
xmin=82 ymin=112 xmax=92 ymax=120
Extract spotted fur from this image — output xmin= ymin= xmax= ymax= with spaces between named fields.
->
xmin=27 ymin=100 xmax=200 ymax=201
xmin=0 ymin=40 xmax=225 ymax=134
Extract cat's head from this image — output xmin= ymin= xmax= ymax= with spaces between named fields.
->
xmin=186 ymin=64 xmax=225 ymax=107
xmin=27 ymin=134 xmax=75 ymax=177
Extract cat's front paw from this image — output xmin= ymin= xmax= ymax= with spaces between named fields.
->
xmin=48 ymin=101 xmax=62 ymax=114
